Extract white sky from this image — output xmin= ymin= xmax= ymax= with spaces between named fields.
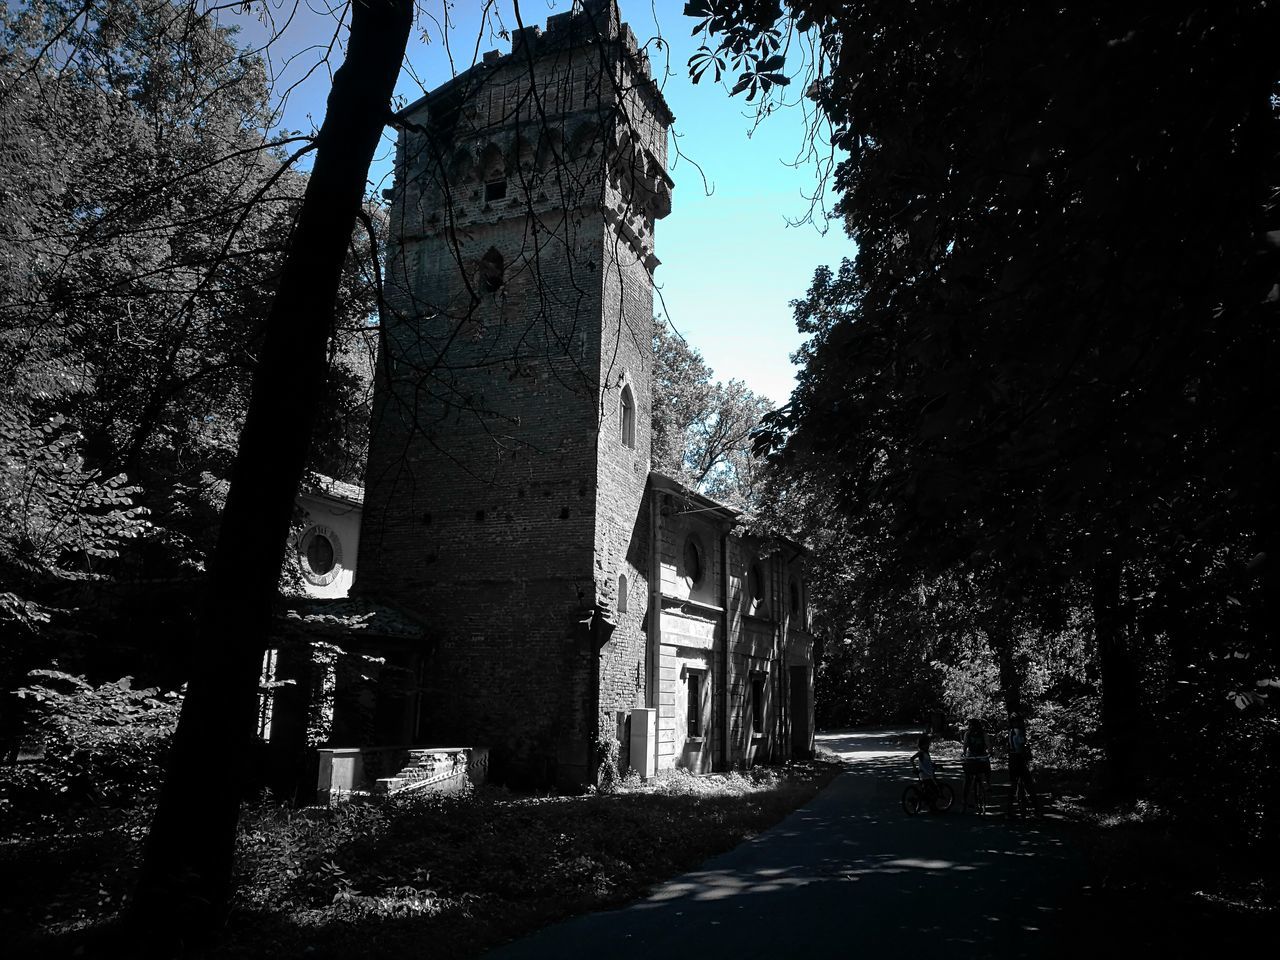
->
xmin=233 ymin=0 xmax=856 ymax=405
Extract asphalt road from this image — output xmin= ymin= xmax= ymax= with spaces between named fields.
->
xmin=483 ymin=728 xmax=1085 ymax=959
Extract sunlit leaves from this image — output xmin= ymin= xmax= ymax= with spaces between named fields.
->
xmin=651 ymin=319 xmax=773 ymax=509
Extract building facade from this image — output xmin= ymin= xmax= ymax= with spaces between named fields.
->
xmin=294 ymin=477 xmax=363 ymax=599
xmin=349 ymin=0 xmax=813 ymax=787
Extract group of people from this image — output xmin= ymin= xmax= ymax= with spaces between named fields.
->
xmin=910 ymin=714 xmax=1041 ymax=816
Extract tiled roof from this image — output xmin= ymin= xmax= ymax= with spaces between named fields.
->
xmin=304 ymin=473 xmax=364 ymax=505
xmin=278 ymin=596 xmax=423 ymax=639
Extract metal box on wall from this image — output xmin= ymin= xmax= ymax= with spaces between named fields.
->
xmin=629 ymin=707 xmax=656 ymax=778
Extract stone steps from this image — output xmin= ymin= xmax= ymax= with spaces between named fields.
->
xmin=374 ymin=746 xmax=489 ymax=796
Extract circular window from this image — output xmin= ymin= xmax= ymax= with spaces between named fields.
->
xmin=298 ymin=525 xmax=343 ymax=586
xmin=307 ymin=535 xmax=335 ymax=575
xmin=682 ymin=537 xmax=703 ymax=587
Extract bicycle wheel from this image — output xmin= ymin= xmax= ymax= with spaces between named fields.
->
xmin=933 ymin=783 xmax=955 ymax=812
xmin=902 ymin=784 xmax=925 ymax=816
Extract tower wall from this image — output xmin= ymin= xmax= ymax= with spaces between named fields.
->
xmin=358 ymin=0 xmax=672 ymax=785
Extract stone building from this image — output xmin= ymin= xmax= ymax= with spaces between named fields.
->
xmin=340 ymin=0 xmax=814 ymax=788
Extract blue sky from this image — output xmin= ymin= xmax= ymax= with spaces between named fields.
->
xmin=235 ymin=0 xmax=854 ymax=405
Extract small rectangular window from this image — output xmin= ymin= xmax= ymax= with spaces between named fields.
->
xmin=485 ymin=178 xmax=507 ymax=201
xmin=687 ymin=671 xmax=702 ymax=738
xmin=751 ymin=672 xmax=765 ymax=733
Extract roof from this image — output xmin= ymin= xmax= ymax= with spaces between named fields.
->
xmin=302 ymin=473 xmax=364 ymax=506
xmin=648 ymin=469 xmax=742 ymax=524
xmin=647 ymin=470 xmax=809 ymax=558
xmin=278 ymin=596 xmax=424 ymax=640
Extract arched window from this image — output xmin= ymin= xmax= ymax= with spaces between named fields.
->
xmin=479 ymin=142 xmax=506 ymax=200
xmin=617 ymin=573 xmax=629 ymax=614
xmin=790 ymin=579 xmax=801 ymax=617
xmin=536 ymin=129 xmax=564 ymax=172
xmin=619 ymin=384 xmax=636 ymax=448
xmin=749 ymin=562 xmax=768 ymax=615
xmin=682 ymin=536 xmax=703 ymax=588
xmin=478 ymin=247 xmax=504 ymax=292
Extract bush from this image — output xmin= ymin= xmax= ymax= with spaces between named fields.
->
xmin=0 ymin=669 xmax=181 ymax=828
xmin=614 ymin=765 xmax=783 ymax=798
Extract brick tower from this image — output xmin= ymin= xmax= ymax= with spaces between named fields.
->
xmin=357 ymin=0 xmax=673 ymax=786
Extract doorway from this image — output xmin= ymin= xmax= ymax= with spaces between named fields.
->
xmin=790 ymin=666 xmax=811 ymax=758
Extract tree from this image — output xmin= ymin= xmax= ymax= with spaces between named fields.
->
xmin=0 ymin=0 xmax=380 ymax=706
xmin=125 ymin=0 xmax=414 ymax=938
xmin=651 ymin=317 xmax=772 ymax=508
xmin=690 ymin=0 xmax=1279 ymax=795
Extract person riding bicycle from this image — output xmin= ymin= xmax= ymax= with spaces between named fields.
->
xmin=1006 ymin=712 xmax=1041 ymax=817
xmin=910 ymin=733 xmax=940 ymax=802
xmin=911 ymin=737 xmax=942 ymax=783
xmin=961 ymin=718 xmax=992 ymax=812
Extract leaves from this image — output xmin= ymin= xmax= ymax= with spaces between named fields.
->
xmin=651 ymin=318 xmax=773 ymax=509
xmin=2 ymin=668 xmax=182 ymax=826
xmin=0 ymin=0 xmax=379 ymax=652
xmin=691 ymin=2 xmax=1279 ymax=852
xmin=687 ymin=45 xmax=725 ymax=84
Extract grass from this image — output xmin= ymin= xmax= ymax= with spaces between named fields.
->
xmin=7 ymin=758 xmax=842 ymax=958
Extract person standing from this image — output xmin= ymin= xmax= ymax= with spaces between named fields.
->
xmin=1006 ymin=713 xmax=1041 ymax=817
xmin=961 ymin=718 xmax=992 ymax=813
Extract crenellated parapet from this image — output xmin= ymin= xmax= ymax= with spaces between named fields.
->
xmin=386 ymin=0 xmax=672 ymax=276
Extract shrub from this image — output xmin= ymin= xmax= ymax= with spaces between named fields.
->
xmin=0 ymin=669 xmax=181 ymax=828
xmin=594 ymin=732 xmax=621 ymax=792
xmin=615 ymin=765 xmax=783 ymax=798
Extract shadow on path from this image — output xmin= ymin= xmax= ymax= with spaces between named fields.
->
xmin=484 ymin=728 xmax=1084 ymax=959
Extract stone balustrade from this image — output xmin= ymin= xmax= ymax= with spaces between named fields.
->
xmin=316 ymin=745 xmax=489 ymax=803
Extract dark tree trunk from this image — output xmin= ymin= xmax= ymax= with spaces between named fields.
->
xmin=985 ymin=604 xmax=1023 ymax=716
xmin=128 ymin=0 xmax=413 ymax=943
xmin=1093 ymin=550 xmax=1141 ymax=800
xmin=1258 ymin=509 xmax=1280 ymax=901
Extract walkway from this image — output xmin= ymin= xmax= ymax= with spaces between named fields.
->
xmin=483 ymin=729 xmax=1084 ymax=959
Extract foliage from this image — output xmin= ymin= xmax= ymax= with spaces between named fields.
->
xmin=593 ymin=731 xmax=622 ymax=791
xmin=650 ymin=317 xmax=772 ymax=509
xmin=179 ymin=762 xmax=833 ymax=954
xmin=0 ymin=412 xmax=149 ymax=649
xmin=1 ymin=760 xmax=833 ymax=946
xmin=0 ymin=669 xmax=180 ymax=828
xmin=690 ymin=1 xmax=1280 ymax=862
xmin=0 ymin=2 xmax=383 ymax=826
xmin=0 ymin=416 xmax=148 ymax=578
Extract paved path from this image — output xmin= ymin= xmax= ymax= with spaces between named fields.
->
xmin=483 ymin=729 xmax=1085 ymax=959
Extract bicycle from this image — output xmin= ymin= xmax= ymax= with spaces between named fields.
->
xmin=961 ymin=755 xmax=990 ymax=814
xmin=902 ymin=760 xmax=955 ymax=815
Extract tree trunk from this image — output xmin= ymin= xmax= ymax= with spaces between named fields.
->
xmin=1258 ymin=509 xmax=1280 ymax=902
xmin=128 ymin=0 xmax=413 ymax=944
xmin=984 ymin=604 xmax=1023 ymax=716
xmin=1093 ymin=550 xmax=1141 ymax=800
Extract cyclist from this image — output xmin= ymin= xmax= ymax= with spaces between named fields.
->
xmin=911 ymin=734 xmax=938 ymax=790
xmin=1006 ymin=713 xmax=1041 ymax=817
xmin=961 ymin=718 xmax=991 ymax=813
